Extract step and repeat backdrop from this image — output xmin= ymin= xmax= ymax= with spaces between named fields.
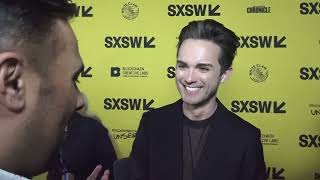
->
xmin=71 ymin=0 xmax=319 ymax=179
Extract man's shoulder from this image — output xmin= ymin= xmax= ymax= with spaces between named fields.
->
xmin=216 ymin=101 xmax=260 ymax=137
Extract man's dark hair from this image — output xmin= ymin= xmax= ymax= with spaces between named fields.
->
xmin=0 ymin=0 xmax=76 ymax=73
xmin=177 ymin=19 xmax=240 ymax=73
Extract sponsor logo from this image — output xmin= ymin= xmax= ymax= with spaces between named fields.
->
xmin=111 ymin=129 xmax=137 ymax=139
xmin=75 ymin=5 xmax=93 ymax=17
xmin=300 ymin=67 xmax=320 ymax=80
xmin=168 ymin=4 xmax=220 ymax=16
xmin=267 ymin=167 xmax=285 ymax=180
xmin=80 ymin=66 xmax=93 ymax=78
xmin=300 ymin=2 xmax=320 ymax=15
xmin=239 ymin=36 xmax=286 ymax=48
xmin=167 ymin=66 xmax=176 ymax=78
xmin=309 ymin=104 xmax=320 ymax=116
xmin=262 ymin=133 xmax=279 ymax=145
xmin=299 ymin=134 xmax=320 ymax=148
xmin=247 ymin=5 xmax=271 ymax=14
xmin=104 ymin=98 xmax=154 ymax=111
xmin=122 ymin=2 xmax=139 ymax=20
xmin=105 ymin=36 xmax=155 ymax=48
xmin=249 ymin=64 xmax=268 ymax=83
xmin=110 ymin=67 xmax=149 ymax=78
xmin=231 ymin=100 xmax=286 ymax=114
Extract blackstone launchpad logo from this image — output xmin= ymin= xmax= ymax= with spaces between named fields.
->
xmin=249 ymin=64 xmax=268 ymax=83
xmin=122 ymin=2 xmax=139 ymax=20
xmin=262 ymin=133 xmax=279 ymax=145
xmin=110 ymin=66 xmax=149 ymax=78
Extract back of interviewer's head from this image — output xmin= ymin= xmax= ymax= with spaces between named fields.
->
xmin=0 ymin=0 xmax=76 ymax=74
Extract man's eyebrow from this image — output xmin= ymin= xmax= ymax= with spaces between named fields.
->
xmin=197 ymin=63 xmax=214 ymax=68
xmin=177 ymin=60 xmax=187 ymax=65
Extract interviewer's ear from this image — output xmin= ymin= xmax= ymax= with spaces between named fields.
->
xmin=220 ymin=68 xmax=233 ymax=83
xmin=0 ymin=52 xmax=25 ymax=112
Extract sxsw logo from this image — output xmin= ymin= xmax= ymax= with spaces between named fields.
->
xmin=104 ymin=98 xmax=154 ymax=111
xmin=231 ymin=100 xmax=286 ymax=113
xmin=167 ymin=66 xmax=176 ymax=78
xmin=75 ymin=5 xmax=93 ymax=17
xmin=300 ymin=2 xmax=320 ymax=15
xmin=299 ymin=134 xmax=320 ymax=148
xmin=239 ymin=36 xmax=286 ymax=48
xmin=80 ymin=66 xmax=93 ymax=78
xmin=266 ymin=167 xmax=285 ymax=180
xmin=105 ymin=36 xmax=155 ymax=48
xmin=300 ymin=67 xmax=320 ymax=80
xmin=168 ymin=4 xmax=221 ymax=16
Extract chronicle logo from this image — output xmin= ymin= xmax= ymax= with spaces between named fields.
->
xmin=309 ymin=104 xmax=320 ymax=116
xmin=110 ymin=66 xmax=149 ymax=78
xmin=111 ymin=129 xmax=136 ymax=140
xmin=249 ymin=64 xmax=268 ymax=83
xmin=122 ymin=2 xmax=139 ymax=20
xmin=247 ymin=5 xmax=271 ymax=14
xmin=262 ymin=133 xmax=279 ymax=145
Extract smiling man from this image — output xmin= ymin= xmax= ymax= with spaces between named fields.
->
xmin=0 ymin=0 xmax=85 ymax=179
xmin=130 ymin=19 xmax=267 ymax=180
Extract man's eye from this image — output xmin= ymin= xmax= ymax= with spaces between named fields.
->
xmin=177 ymin=64 xmax=187 ymax=69
xmin=199 ymin=67 xmax=209 ymax=72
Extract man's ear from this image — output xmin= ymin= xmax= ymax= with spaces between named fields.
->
xmin=0 ymin=52 xmax=25 ymax=112
xmin=220 ymin=67 xmax=233 ymax=83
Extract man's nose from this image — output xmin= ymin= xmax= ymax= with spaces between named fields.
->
xmin=185 ymin=69 xmax=197 ymax=83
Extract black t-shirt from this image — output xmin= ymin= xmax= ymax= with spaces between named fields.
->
xmin=183 ymin=114 xmax=213 ymax=180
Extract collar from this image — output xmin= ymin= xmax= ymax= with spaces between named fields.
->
xmin=0 ymin=169 xmax=30 ymax=180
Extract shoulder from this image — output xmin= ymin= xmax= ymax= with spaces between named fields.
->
xmin=216 ymin=100 xmax=261 ymax=138
xmin=69 ymin=112 xmax=109 ymax=134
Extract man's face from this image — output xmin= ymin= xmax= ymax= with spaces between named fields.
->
xmin=176 ymin=39 xmax=227 ymax=107
xmin=21 ymin=20 xmax=84 ymax=175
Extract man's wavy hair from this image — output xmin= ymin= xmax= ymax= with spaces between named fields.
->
xmin=177 ymin=19 xmax=240 ymax=73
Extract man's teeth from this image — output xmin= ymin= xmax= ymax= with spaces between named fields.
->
xmin=185 ymin=86 xmax=200 ymax=91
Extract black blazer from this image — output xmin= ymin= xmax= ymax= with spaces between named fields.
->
xmin=130 ymin=99 xmax=266 ymax=180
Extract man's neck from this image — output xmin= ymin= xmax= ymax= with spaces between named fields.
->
xmin=183 ymin=98 xmax=218 ymax=121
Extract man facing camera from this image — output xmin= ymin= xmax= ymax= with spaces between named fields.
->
xmin=0 ymin=0 xmax=85 ymax=179
xmin=130 ymin=19 xmax=267 ymax=180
